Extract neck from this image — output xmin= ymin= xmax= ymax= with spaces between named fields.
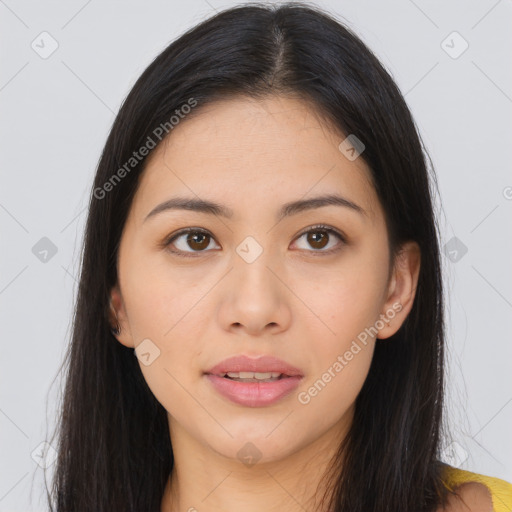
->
xmin=160 ymin=410 xmax=352 ymax=512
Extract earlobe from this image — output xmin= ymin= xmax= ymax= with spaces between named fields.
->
xmin=377 ymin=241 xmax=421 ymax=340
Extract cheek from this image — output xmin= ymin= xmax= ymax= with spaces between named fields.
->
xmin=296 ymin=343 xmax=373 ymax=437
xmin=294 ymin=274 xmax=379 ymax=424
xmin=122 ymin=251 xmax=208 ymax=342
xmin=289 ymin=252 xmax=386 ymax=401
xmin=124 ymin=266 xmax=205 ymax=416
xmin=119 ymin=258 xmax=206 ymax=399
xmin=291 ymin=251 xmax=387 ymax=339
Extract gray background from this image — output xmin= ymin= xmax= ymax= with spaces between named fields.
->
xmin=1 ymin=0 xmax=511 ymax=509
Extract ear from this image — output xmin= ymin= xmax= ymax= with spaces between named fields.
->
xmin=109 ymin=284 xmax=134 ymax=348
xmin=377 ymin=241 xmax=421 ymax=340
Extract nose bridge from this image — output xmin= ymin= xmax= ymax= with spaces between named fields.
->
xmin=232 ymin=234 xmax=278 ymax=296
xmin=215 ymin=233 xmax=291 ymax=334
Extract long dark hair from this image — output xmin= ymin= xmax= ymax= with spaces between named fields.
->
xmin=47 ymin=2 xmax=455 ymax=510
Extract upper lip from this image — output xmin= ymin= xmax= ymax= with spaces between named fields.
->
xmin=205 ymin=355 xmax=304 ymax=377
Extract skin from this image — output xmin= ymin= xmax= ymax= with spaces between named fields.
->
xmin=440 ymin=483 xmax=493 ymax=512
xmin=108 ymin=95 xmax=489 ymax=511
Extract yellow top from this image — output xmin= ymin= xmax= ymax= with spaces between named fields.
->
xmin=442 ymin=464 xmax=512 ymax=512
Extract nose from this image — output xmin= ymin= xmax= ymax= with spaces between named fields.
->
xmin=217 ymin=249 xmax=292 ymax=336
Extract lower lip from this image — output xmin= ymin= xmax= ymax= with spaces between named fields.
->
xmin=205 ymin=374 xmax=303 ymax=407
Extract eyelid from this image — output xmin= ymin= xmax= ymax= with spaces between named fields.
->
xmin=291 ymin=224 xmax=347 ymax=255
xmin=163 ymin=224 xmax=347 ymax=257
xmin=294 ymin=223 xmax=347 ymax=244
xmin=162 ymin=227 xmax=218 ymax=257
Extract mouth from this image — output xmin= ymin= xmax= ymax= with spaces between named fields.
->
xmin=204 ymin=373 xmax=303 ymax=407
xmin=208 ymin=371 xmax=292 ymax=382
xmin=204 ymin=354 xmax=304 ymax=380
xmin=204 ymin=356 xmax=304 ymax=407
xmin=203 ymin=355 xmax=304 ymax=407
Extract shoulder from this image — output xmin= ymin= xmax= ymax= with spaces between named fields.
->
xmin=439 ymin=481 xmax=492 ymax=512
xmin=440 ymin=464 xmax=512 ymax=512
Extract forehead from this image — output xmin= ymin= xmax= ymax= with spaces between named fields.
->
xmin=131 ymin=95 xmax=381 ymax=224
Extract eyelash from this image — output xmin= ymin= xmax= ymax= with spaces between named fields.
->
xmin=162 ymin=224 xmax=347 ymax=258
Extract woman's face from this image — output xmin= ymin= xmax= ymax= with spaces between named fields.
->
xmin=110 ymin=95 xmax=419 ymax=466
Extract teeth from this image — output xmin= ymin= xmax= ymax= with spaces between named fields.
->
xmin=225 ymin=371 xmax=282 ymax=379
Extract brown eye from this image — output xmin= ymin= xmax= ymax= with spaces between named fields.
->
xmin=165 ymin=224 xmax=345 ymax=258
xmin=166 ymin=228 xmax=220 ymax=255
xmin=293 ymin=225 xmax=346 ymax=254
xmin=185 ymin=232 xmax=210 ymax=250
xmin=306 ymin=230 xmax=329 ymax=250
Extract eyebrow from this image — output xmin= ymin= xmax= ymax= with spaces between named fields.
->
xmin=144 ymin=193 xmax=367 ymax=223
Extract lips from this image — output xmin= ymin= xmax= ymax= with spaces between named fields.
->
xmin=204 ymin=354 xmax=303 ymax=378
xmin=204 ymin=355 xmax=304 ymax=407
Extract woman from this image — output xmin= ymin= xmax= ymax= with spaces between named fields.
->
xmin=47 ymin=2 xmax=512 ymax=511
